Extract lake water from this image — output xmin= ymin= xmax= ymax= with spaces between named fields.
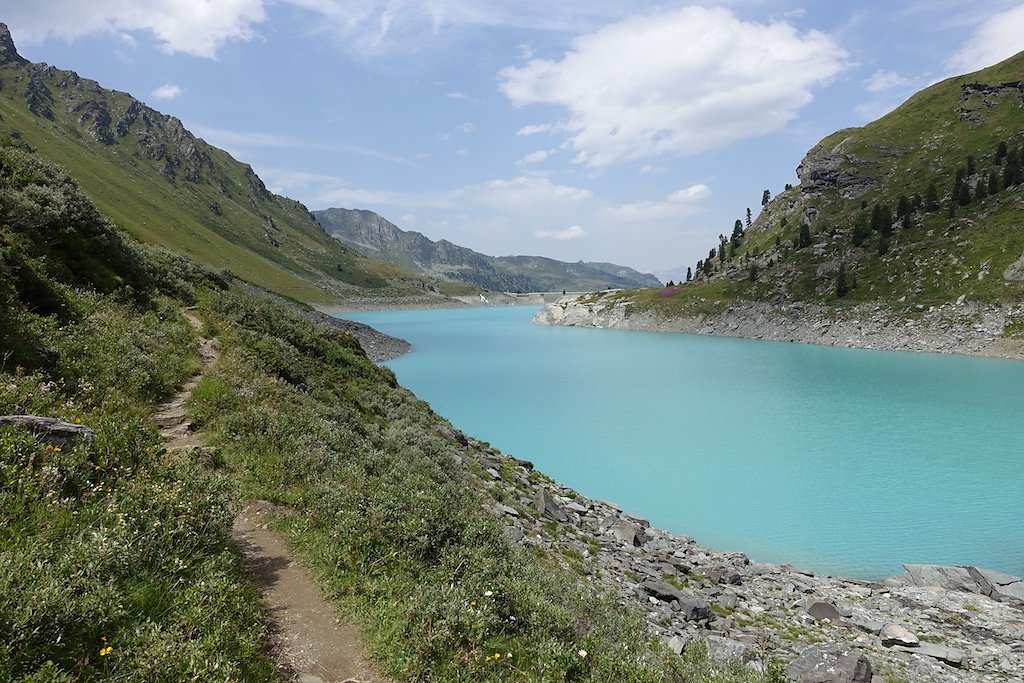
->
xmin=344 ymin=305 xmax=1024 ymax=579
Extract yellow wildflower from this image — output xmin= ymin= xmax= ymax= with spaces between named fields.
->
xmin=100 ymin=645 xmax=112 ymax=656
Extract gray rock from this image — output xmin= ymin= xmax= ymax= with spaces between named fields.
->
xmin=609 ymin=521 xmax=641 ymax=546
xmin=850 ymin=614 xmax=884 ymax=635
xmin=503 ymin=526 xmax=524 ymax=543
xmin=807 ymin=601 xmax=844 ymax=622
xmin=895 ymin=642 xmax=965 ymax=667
xmin=533 ymin=487 xmax=567 ymax=522
xmin=786 ymin=644 xmax=873 ymax=683
xmin=676 ymin=595 xmax=711 ymax=622
xmin=968 ymin=566 xmax=1024 ymax=602
xmin=705 ymin=635 xmax=749 ymax=661
xmin=433 ymin=422 xmax=468 ymax=446
xmin=879 ymin=623 xmax=918 ymax=647
xmin=641 ymin=579 xmax=685 ymax=604
xmin=0 ymin=414 xmax=95 ymax=449
xmin=666 ymin=634 xmax=690 ymax=655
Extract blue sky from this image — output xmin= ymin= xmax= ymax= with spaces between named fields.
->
xmin=5 ymin=1 xmax=1024 ymax=279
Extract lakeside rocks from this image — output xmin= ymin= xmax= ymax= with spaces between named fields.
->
xmin=461 ymin=435 xmax=1024 ymax=683
xmin=534 ymin=295 xmax=1024 ymax=361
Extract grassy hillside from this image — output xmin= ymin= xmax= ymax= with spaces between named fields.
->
xmin=1 ymin=141 xmax=785 ymax=681
xmin=0 ymin=24 xmax=425 ymax=305
xmin=609 ymin=51 xmax=1024 ymax=323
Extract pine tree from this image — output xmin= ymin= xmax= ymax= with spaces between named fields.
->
xmin=989 ymin=171 xmax=999 ymax=195
xmin=836 ymin=263 xmax=848 ymax=297
xmin=997 ymin=141 xmax=1008 ymax=164
xmin=746 ymin=207 xmax=752 ymax=227
xmin=798 ymin=223 xmax=811 ymax=248
xmin=686 ymin=266 xmax=692 ymax=282
xmin=925 ymin=182 xmax=939 ymax=211
xmin=958 ymin=182 xmax=971 ymax=206
xmin=761 ymin=189 xmax=771 ymax=206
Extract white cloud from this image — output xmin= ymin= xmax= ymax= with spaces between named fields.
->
xmin=447 ymin=91 xmax=477 ymax=102
xmin=947 ymin=3 xmax=1024 ymax=72
xmin=6 ymin=0 xmax=265 ymax=58
xmin=279 ymin=0 xmax=627 ymax=56
xmin=192 ymin=125 xmax=413 ymax=165
xmin=536 ymin=225 xmax=586 ymax=240
xmin=438 ymin=121 xmax=476 ymax=141
xmin=151 ymin=83 xmax=184 ymax=100
xmin=518 ymin=149 xmax=551 ymax=165
xmin=863 ymin=70 xmax=910 ymax=93
xmin=602 ymin=183 xmax=711 ymax=223
xmin=517 ymin=123 xmax=555 ymax=136
xmin=499 ymin=6 xmax=847 ymax=168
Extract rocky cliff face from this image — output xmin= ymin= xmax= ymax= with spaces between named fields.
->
xmin=314 ymin=206 xmax=662 ymax=292
xmin=795 ymin=131 xmax=881 ymax=199
xmin=535 ymin=294 xmax=1024 ymax=360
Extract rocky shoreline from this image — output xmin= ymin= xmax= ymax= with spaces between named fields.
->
xmin=533 ymin=294 xmax=1024 ymax=361
xmin=451 ymin=430 xmax=1024 ymax=683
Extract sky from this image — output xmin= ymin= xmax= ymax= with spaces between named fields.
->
xmin=4 ymin=1 xmax=1024 ymax=280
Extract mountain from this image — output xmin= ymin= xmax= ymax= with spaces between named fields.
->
xmin=563 ymin=51 xmax=1024 ymax=342
xmin=314 ymin=207 xmax=662 ymax=292
xmin=0 ymin=23 xmax=427 ymax=304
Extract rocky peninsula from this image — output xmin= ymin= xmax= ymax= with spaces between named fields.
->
xmin=534 ymin=293 xmax=1024 ymax=361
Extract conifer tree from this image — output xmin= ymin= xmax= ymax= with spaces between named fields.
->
xmin=925 ymin=182 xmax=939 ymax=211
xmin=836 ymin=263 xmax=848 ymax=297
xmin=761 ymin=189 xmax=771 ymax=206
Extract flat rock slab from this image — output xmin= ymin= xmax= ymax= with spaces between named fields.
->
xmin=786 ymin=644 xmax=873 ymax=683
xmin=232 ymin=502 xmax=391 ymax=683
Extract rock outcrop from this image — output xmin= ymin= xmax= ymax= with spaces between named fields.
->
xmin=534 ymin=294 xmax=1024 ymax=361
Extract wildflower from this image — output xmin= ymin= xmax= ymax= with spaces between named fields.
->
xmin=578 ymin=649 xmax=587 ymax=658
xmin=100 ymin=646 xmax=112 ymax=656
xmin=470 ymin=601 xmax=476 ymax=607
xmin=53 ymin=447 xmax=61 ymax=453
xmin=483 ymin=590 xmax=493 ymax=597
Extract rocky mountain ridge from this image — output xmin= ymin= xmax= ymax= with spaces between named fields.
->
xmin=0 ymin=23 xmax=417 ymax=303
xmin=315 ymin=207 xmax=662 ymax=292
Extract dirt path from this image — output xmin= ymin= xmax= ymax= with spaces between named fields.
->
xmin=152 ymin=311 xmax=391 ymax=683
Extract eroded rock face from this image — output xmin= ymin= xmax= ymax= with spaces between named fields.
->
xmin=795 ymin=133 xmax=880 ymax=199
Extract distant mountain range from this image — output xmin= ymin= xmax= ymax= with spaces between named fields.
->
xmin=314 ymin=207 xmax=662 ymax=292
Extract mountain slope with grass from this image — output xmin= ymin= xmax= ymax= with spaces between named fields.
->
xmin=538 ymin=52 xmax=1024 ymax=356
xmin=0 ymin=140 xmax=788 ymax=681
xmin=0 ymin=24 xmax=441 ymax=305
xmin=316 ymin=206 xmax=663 ymax=292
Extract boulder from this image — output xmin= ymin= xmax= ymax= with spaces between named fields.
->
xmin=533 ymin=487 xmax=567 ymax=522
xmin=894 ymin=642 xmax=964 ymax=667
xmin=879 ymin=623 xmax=918 ymax=647
xmin=609 ymin=521 xmax=641 ymax=547
xmin=786 ymin=644 xmax=873 ymax=683
xmin=676 ymin=595 xmax=711 ymax=622
xmin=967 ymin=566 xmax=1024 ymax=603
xmin=433 ymin=423 xmax=468 ymax=446
xmin=666 ymin=634 xmax=690 ymax=656
xmin=641 ymin=579 xmax=685 ymax=604
xmin=704 ymin=635 xmax=749 ymax=661
xmin=806 ymin=601 xmax=844 ymax=622
xmin=0 ymin=415 xmax=95 ymax=449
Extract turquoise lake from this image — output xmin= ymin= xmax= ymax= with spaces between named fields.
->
xmin=344 ymin=306 xmax=1024 ymax=580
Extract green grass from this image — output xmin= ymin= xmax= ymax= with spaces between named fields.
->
xmin=0 ymin=121 xmax=789 ymax=683
xmin=0 ymin=58 xmax=426 ymax=304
